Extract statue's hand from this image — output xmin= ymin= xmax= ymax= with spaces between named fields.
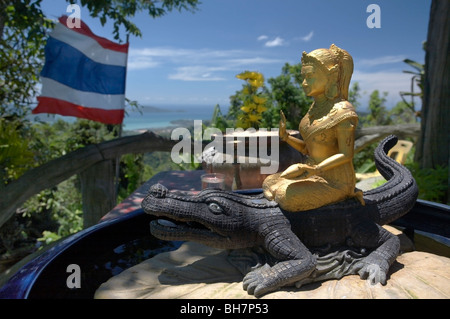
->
xmin=280 ymin=164 xmax=317 ymax=179
xmin=279 ymin=110 xmax=288 ymax=141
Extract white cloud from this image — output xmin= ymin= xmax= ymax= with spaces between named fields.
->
xmin=352 ymin=69 xmax=417 ymax=109
xmin=127 ymin=47 xmax=246 ymax=71
xmin=227 ymin=57 xmax=284 ymax=66
xmin=265 ymin=36 xmax=286 ymax=47
xmin=257 ymin=35 xmax=268 ymax=41
xmin=358 ymin=55 xmax=406 ymax=67
xmin=127 ymin=57 xmax=160 ymax=70
xmin=168 ymin=66 xmax=227 ymax=81
xmin=300 ymin=31 xmax=314 ymax=42
xmin=128 ymin=46 xmax=283 ymax=80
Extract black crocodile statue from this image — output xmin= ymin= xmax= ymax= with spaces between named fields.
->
xmin=141 ymin=135 xmax=418 ymax=297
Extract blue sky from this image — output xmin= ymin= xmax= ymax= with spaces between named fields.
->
xmin=41 ymin=0 xmax=431 ymax=112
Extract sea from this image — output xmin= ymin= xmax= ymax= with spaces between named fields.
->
xmin=30 ymin=104 xmax=220 ymax=132
xmin=122 ymin=104 xmax=218 ymax=132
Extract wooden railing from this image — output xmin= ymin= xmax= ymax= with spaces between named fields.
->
xmin=0 ymin=124 xmax=420 ymax=229
xmin=0 ymin=131 xmax=177 ymax=228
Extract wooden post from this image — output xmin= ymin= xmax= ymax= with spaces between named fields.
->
xmin=79 ymin=159 xmax=116 ymax=228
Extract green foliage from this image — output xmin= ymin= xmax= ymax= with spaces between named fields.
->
xmin=359 ymin=88 xmax=418 ymax=128
xmin=354 ymin=143 xmax=378 ymax=174
xmin=21 ymin=175 xmax=83 ymax=244
xmin=400 ymin=56 xmax=424 ymax=116
xmin=361 ymin=90 xmax=391 ymax=126
xmin=357 ymin=142 xmax=448 ymax=204
xmin=0 ymin=118 xmax=35 ymax=185
xmin=1 ymin=0 xmax=200 ymax=117
xmin=117 ymin=153 xmax=145 ymax=202
xmin=211 ymin=63 xmax=311 ymax=131
xmin=74 ymin=0 xmax=200 ymax=41
xmin=0 ymin=0 xmax=201 ymax=264
xmin=405 ymin=162 xmax=448 ymax=204
xmin=65 ymin=119 xmax=119 ymax=150
xmin=234 ymin=71 xmax=268 ymax=129
xmin=389 ymin=101 xmax=417 ymax=124
xmin=38 ymin=231 xmax=61 ymax=246
xmin=348 ymin=82 xmax=361 ymax=109
xmin=210 ymin=104 xmax=230 ymax=132
xmin=0 ymin=1 xmax=54 ymax=117
xmin=265 ymin=63 xmax=311 ymax=129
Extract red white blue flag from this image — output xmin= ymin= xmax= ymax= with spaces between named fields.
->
xmin=33 ymin=16 xmax=129 ymax=124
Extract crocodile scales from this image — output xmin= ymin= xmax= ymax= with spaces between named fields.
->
xmin=141 ymin=135 xmax=418 ymax=297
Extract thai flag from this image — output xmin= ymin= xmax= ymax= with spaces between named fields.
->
xmin=33 ymin=16 xmax=129 ymax=125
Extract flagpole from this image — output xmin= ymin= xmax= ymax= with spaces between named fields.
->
xmin=114 ymin=33 xmax=129 ymax=200
xmin=119 ymin=33 xmax=130 ymax=140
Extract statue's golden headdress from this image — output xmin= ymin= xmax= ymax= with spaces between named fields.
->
xmin=301 ymin=44 xmax=353 ymax=100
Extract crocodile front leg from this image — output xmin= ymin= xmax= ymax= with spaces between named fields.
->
xmin=243 ymin=229 xmax=316 ymax=297
xmin=352 ymin=222 xmax=400 ymax=285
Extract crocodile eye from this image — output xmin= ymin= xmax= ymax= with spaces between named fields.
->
xmin=208 ymin=202 xmax=223 ymax=214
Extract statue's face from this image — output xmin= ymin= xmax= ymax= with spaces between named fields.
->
xmin=301 ymin=65 xmax=327 ymax=97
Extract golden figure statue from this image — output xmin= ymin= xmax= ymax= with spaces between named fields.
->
xmin=263 ymin=44 xmax=364 ymax=212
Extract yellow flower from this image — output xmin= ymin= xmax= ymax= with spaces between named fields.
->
xmin=236 ymin=71 xmax=264 ymax=88
xmin=248 ymin=78 xmax=263 ymax=88
xmin=236 ymin=71 xmax=257 ymax=80
xmin=235 ymin=70 xmax=268 ymax=129
xmin=253 ymin=95 xmax=267 ymax=104
xmin=256 ymin=105 xmax=268 ymax=113
xmin=240 ymin=106 xmax=251 ymax=113
xmin=248 ymin=114 xmax=262 ymax=122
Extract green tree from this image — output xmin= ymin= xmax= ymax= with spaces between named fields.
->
xmin=348 ymin=82 xmax=361 ymax=110
xmin=0 ymin=1 xmax=53 ymax=119
xmin=265 ymin=63 xmax=311 ymax=129
xmin=0 ymin=0 xmax=199 ymax=116
xmin=0 ymin=0 xmax=201 ymax=264
xmin=0 ymin=0 xmax=201 ymax=179
xmin=0 ymin=118 xmax=35 ymax=186
xmin=388 ymin=101 xmax=417 ymax=124
xmin=362 ymin=90 xmax=391 ymax=126
xmin=213 ymin=63 xmax=311 ymax=131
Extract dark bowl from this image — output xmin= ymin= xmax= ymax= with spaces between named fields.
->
xmin=0 ymin=198 xmax=448 ymax=299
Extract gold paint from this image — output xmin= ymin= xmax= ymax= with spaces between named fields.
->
xmin=263 ymin=44 xmax=364 ymax=212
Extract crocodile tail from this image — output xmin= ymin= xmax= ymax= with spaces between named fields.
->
xmin=363 ymin=135 xmax=419 ymax=225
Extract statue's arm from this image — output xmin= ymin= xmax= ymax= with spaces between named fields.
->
xmin=315 ymin=118 xmax=356 ymax=174
xmin=279 ymin=111 xmax=308 ymax=155
xmin=281 ymin=117 xmax=357 ymax=179
xmin=283 ymin=135 xmax=307 ymax=155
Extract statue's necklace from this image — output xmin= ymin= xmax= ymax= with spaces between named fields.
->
xmin=309 ymin=101 xmax=333 ymax=122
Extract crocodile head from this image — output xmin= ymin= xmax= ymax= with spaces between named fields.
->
xmin=142 ymin=183 xmax=283 ymax=249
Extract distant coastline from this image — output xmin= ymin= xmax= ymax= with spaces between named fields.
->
xmin=138 ymin=105 xmax=188 ymax=113
xmin=123 ymin=104 xmax=216 ymax=133
xmin=29 ymin=104 xmax=218 ymax=134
